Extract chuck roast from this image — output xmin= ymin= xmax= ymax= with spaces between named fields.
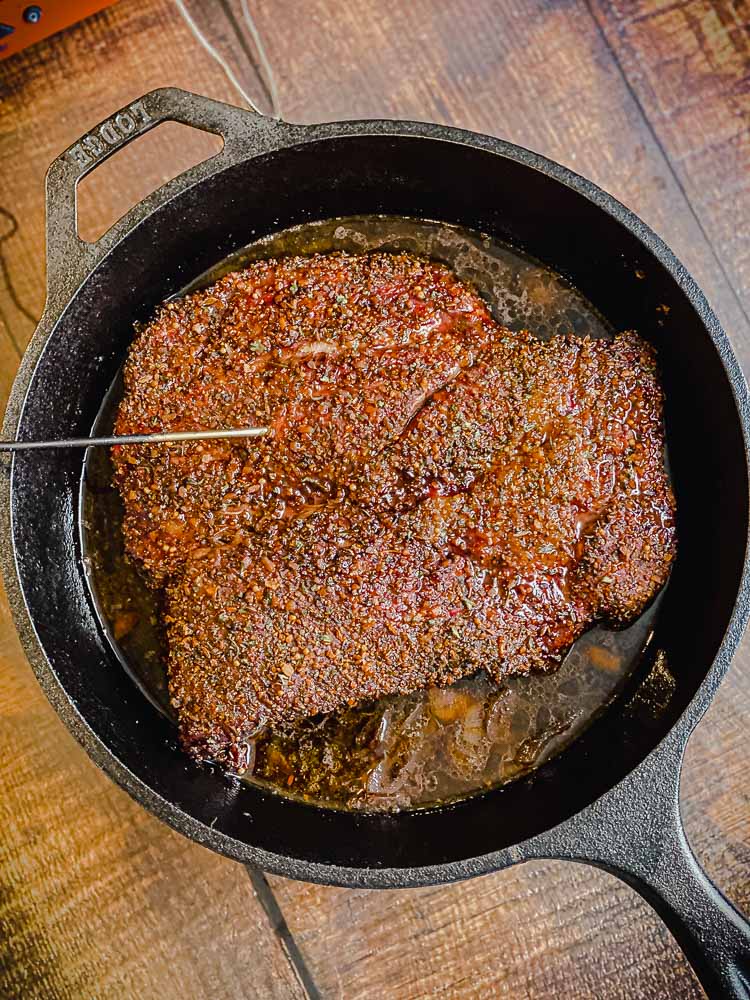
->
xmin=113 ymin=252 xmax=676 ymax=770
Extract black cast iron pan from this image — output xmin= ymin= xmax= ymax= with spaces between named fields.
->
xmin=3 ymin=88 xmax=750 ymax=997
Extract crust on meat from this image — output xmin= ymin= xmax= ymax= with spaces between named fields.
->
xmin=114 ymin=253 xmax=677 ymax=769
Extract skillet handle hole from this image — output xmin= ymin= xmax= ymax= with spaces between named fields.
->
xmin=75 ymin=122 xmax=224 ymax=243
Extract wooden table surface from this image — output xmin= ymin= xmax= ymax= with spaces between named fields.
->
xmin=1 ymin=1 xmax=749 ymax=996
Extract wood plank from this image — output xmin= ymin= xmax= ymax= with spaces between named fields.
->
xmin=0 ymin=584 xmax=307 ymax=1000
xmin=270 ymin=863 xmax=701 ymax=1000
xmin=0 ymin=209 xmax=35 ymax=398
xmin=0 ymin=5 xmax=310 ymax=998
xmin=250 ymin=0 xmax=750 ymax=363
xmin=588 ymin=0 xmax=750 ymax=327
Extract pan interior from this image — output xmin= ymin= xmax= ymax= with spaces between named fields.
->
xmin=81 ymin=214 xmax=668 ymax=814
xmin=9 ymin=132 xmax=747 ymax=877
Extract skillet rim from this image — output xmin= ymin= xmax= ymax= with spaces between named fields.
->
xmin=2 ymin=114 xmax=749 ymax=888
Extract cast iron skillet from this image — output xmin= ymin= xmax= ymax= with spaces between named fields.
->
xmin=3 ymin=88 xmax=750 ymax=996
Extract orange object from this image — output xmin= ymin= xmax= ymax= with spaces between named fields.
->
xmin=0 ymin=1 xmax=116 ymax=60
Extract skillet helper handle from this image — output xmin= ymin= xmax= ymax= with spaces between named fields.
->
xmin=541 ymin=733 xmax=750 ymax=999
xmin=43 ymin=87 xmax=275 ymax=305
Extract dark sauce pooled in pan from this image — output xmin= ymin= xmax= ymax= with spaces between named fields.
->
xmin=81 ymin=216 xmax=673 ymax=812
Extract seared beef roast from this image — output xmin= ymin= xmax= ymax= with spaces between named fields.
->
xmin=114 ymin=252 xmax=676 ymax=770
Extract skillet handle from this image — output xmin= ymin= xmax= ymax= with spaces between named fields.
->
xmin=44 ymin=87 xmax=279 ymax=308
xmin=611 ymin=820 xmax=750 ymax=999
xmin=536 ymin=731 xmax=750 ymax=998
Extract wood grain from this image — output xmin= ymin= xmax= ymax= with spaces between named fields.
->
xmin=0 ymin=5 xmax=308 ymax=999
xmin=270 ymin=863 xmax=701 ymax=1000
xmin=248 ymin=0 xmax=750 ymax=362
xmin=589 ymin=0 xmax=750 ymax=330
xmin=0 ymin=585 xmax=307 ymax=1000
xmin=0 ymin=0 xmax=748 ymax=997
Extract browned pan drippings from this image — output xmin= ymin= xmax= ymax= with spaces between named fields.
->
xmin=82 ymin=216 xmax=674 ymax=812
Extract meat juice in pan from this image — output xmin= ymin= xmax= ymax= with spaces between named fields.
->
xmin=81 ymin=216 xmax=674 ymax=812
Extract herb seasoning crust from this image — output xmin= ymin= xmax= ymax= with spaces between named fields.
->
xmin=113 ymin=252 xmax=676 ymax=771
